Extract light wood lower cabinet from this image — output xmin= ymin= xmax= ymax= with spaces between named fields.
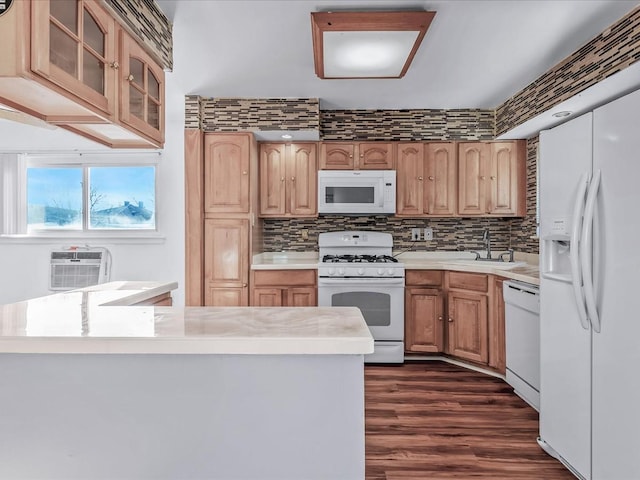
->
xmin=251 ymin=270 xmax=317 ymax=306
xmin=405 ymin=270 xmax=505 ymax=371
xmin=204 ymin=218 xmax=249 ymax=306
xmin=405 ymin=269 xmax=445 ymax=353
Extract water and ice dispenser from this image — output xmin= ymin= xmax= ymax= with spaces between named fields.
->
xmin=541 ymin=217 xmax=573 ymax=282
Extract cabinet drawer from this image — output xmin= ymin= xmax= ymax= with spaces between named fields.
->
xmin=448 ymin=272 xmax=488 ymax=292
xmin=253 ymin=269 xmax=317 ymax=286
xmin=406 ymin=270 xmax=443 ymax=287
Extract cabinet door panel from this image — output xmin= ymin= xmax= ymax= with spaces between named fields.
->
xmin=253 ymin=288 xmax=284 ymax=306
xmin=405 ymin=288 xmax=444 ymax=353
xmin=458 ymin=143 xmax=489 ymax=215
xmin=489 ymin=278 xmax=506 ymax=373
xmin=204 ymin=134 xmax=250 ymax=213
xmin=204 ymin=218 xmax=248 ymax=286
xmin=358 ymin=143 xmax=394 ymax=169
xmin=396 ymin=143 xmax=424 ymax=216
xmin=31 ymin=0 xmax=116 ymax=116
xmin=206 ymin=287 xmax=247 ymax=307
xmin=288 ymin=143 xmax=317 ymax=216
xmin=288 ymin=287 xmax=317 ymax=307
xmin=448 ymin=291 xmax=488 ymax=364
xmin=489 ymin=142 xmax=523 ymax=215
xmin=259 ymin=143 xmax=286 ymax=216
xmin=319 ymin=143 xmax=355 ymax=169
xmin=426 ymin=142 xmax=457 ymax=216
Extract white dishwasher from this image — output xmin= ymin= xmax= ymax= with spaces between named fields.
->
xmin=503 ymin=280 xmax=540 ymax=411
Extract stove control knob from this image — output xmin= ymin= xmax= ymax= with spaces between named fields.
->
xmin=328 ymin=268 xmax=336 ymax=276
xmin=357 ymin=268 xmax=365 ymax=276
xmin=337 ymin=268 xmax=345 ymax=276
xmin=386 ymin=268 xmax=395 ymax=276
xmin=377 ymin=268 xmax=385 ymax=276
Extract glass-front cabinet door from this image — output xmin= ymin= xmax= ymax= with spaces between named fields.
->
xmin=120 ymin=30 xmax=165 ymax=144
xmin=31 ymin=0 xmax=117 ymax=117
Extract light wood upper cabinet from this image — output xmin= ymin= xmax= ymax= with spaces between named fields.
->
xmin=488 ymin=142 xmax=526 ymax=216
xmin=259 ymin=143 xmax=317 ymax=218
xmin=204 ymin=218 xmax=249 ymax=306
xmin=458 ymin=141 xmax=525 ymax=216
xmin=358 ymin=143 xmax=394 ymax=169
xmin=319 ymin=143 xmax=355 ymax=169
xmin=396 ymin=142 xmax=457 ymax=217
xmin=119 ymin=29 xmax=165 ymax=145
xmin=205 ymin=134 xmax=250 ymax=214
xmin=425 ymin=142 xmax=457 ymax=216
xmin=31 ymin=0 xmax=117 ymax=118
xmin=396 ymin=143 xmax=424 ymax=216
xmin=0 ymin=0 xmax=165 ymax=148
xmin=319 ymin=142 xmax=394 ymax=170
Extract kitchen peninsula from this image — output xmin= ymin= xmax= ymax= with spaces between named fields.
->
xmin=0 ymin=282 xmax=373 ymax=480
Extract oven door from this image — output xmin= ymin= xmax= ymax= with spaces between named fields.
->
xmin=317 ymin=278 xmax=404 ymax=341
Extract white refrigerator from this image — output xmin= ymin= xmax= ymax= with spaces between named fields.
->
xmin=538 ymin=87 xmax=640 ymax=480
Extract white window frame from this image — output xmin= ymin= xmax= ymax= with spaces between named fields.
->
xmin=1 ymin=152 xmax=164 ymax=243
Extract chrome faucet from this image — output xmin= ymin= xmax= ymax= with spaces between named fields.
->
xmin=483 ymin=229 xmax=492 ymax=260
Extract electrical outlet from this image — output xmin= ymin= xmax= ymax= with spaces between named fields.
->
xmin=411 ymin=228 xmax=421 ymax=241
xmin=301 ymin=229 xmax=309 ymax=240
xmin=424 ymin=227 xmax=433 ymax=241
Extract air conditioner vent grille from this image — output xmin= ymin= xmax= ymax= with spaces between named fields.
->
xmin=49 ymin=247 xmax=110 ymax=291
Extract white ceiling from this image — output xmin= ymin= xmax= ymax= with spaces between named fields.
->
xmin=158 ymin=0 xmax=640 ymax=110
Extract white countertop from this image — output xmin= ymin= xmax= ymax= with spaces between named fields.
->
xmin=0 ymin=281 xmax=373 ymax=355
xmin=251 ymin=251 xmax=539 ymax=285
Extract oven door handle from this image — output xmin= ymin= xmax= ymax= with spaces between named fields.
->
xmin=318 ymin=277 xmax=405 ymax=286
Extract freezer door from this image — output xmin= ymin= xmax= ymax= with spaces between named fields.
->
xmin=539 ymin=113 xmax=593 ymax=480
xmin=591 ymin=87 xmax=640 ymax=480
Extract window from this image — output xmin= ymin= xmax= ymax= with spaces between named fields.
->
xmin=1 ymin=153 xmax=159 ymax=236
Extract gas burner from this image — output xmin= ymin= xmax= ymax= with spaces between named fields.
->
xmin=322 ymin=254 xmax=398 ymax=264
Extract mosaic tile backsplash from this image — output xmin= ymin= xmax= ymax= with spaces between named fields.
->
xmin=263 ymin=217 xmax=512 ymax=253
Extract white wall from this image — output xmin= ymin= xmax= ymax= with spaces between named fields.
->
xmin=0 ymin=72 xmax=187 ymax=305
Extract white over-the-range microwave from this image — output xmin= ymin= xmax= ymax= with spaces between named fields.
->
xmin=317 ymin=170 xmax=396 ymax=215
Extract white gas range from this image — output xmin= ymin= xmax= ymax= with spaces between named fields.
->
xmin=317 ymin=231 xmax=405 ymax=363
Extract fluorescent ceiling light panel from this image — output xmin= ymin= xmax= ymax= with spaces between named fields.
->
xmin=311 ymin=11 xmax=435 ymax=79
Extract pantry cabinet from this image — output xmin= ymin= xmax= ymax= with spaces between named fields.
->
xmin=319 ymin=142 xmax=394 ymax=170
xmin=0 ymin=0 xmax=165 ymax=148
xmin=259 ymin=143 xmax=317 ymax=217
xmin=396 ymin=142 xmax=457 ymax=217
xmin=457 ymin=141 xmax=526 ymax=216
xmin=405 ymin=270 xmax=445 ymax=353
xmin=204 ymin=134 xmax=251 ymax=214
xmin=251 ymin=270 xmax=317 ymax=306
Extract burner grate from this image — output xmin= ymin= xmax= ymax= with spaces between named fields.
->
xmin=322 ymin=254 xmax=398 ymax=264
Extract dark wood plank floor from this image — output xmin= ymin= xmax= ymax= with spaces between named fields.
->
xmin=365 ymin=361 xmax=574 ymax=480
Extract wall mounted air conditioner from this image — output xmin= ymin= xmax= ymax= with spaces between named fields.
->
xmin=49 ymin=247 xmax=111 ymax=291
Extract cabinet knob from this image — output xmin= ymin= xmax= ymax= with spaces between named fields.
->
xmin=242 ymin=283 xmax=248 ymax=288
xmin=360 ymin=154 xmax=364 ymax=158
xmin=349 ymin=154 xmax=353 ymax=158
xmin=428 ymin=176 xmax=435 ymax=181
xmin=127 ymin=74 xmax=134 ymax=82
xmin=438 ymin=315 xmax=443 ymax=321
xmin=480 ymin=176 xmax=486 ymax=180
xmin=291 ymin=176 xmax=295 ymax=182
xmin=448 ymin=317 xmax=453 ymax=323
xmin=417 ymin=176 xmax=423 ymax=181
xmin=490 ymin=176 xmax=496 ymax=180
xmin=110 ymin=61 xmax=119 ymax=70
xmin=242 ymin=171 xmax=247 ymax=175
xmin=280 ymin=177 xmax=285 ymax=182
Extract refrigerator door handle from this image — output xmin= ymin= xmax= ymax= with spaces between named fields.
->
xmin=570 ymin=172 xmax=591 ymax=330
xmin=581 ymin=168 xmax=602 ymax=333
